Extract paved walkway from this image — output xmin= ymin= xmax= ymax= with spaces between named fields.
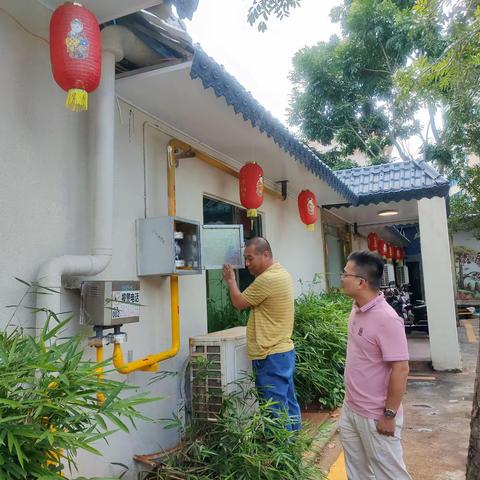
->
xmin=321 ymin=319 xmax=478 ymax=479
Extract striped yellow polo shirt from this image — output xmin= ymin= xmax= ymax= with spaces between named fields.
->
xmin=241 ymin=262 xmax=295 ymax=360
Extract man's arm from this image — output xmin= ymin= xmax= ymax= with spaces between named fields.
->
xmin=222 ymin=264 xmax=251 ymax=310
xmin=376 ymin=360 xmax=409 ymax=436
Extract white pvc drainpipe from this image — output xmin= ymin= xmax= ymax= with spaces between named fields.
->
xmin=36 ymin=26 xmax=165 ymax=329
xmin=35 ymin=49 xmax=116 ymax=328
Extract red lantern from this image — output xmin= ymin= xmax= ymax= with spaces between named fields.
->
xmin=50 ymin=3 xmax=101 ymax=111
xmin=298 ymin=190 xmax=318 ymax=232
xmin=239 ymin=162 xmax=264 ymax=219
xmin=377 ymin=239 xmax=388 ymax=259
xmin=397 ymin=247 xmax=405 ymax=266
xmin=386 ymin=243 xmax=395 ymax=262
xmin=367 ymin=232 xmax=379 ymax=252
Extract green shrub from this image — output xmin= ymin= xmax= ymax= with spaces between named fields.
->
xmin=206 ymin=283 xmax=351 ymax=411
xmin=207 ymin=298 xmax=249 ymax=333
xmin=0 ymin=312 xmax=156 ymax=479
xmin=146 ymin=374 xmax=319 ymax=480
xmin=293 ymin=291 xmax=351 ymax=410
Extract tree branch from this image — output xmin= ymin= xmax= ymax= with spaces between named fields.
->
xmin=345 ymin=120 xmax=379 ymax=159
xmin=427 ymin=103 xmax=441 ymax=144
xmin=379 ymin=41 xmax=393 ymax=74
xmin=391 ymin=137 xmax=413 ymax=162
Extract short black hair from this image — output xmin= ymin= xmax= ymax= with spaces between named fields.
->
xmin=347 ymin=250 xmax=384 ymax=289
xmin=245 ymin=237 xmax=273 ymax=257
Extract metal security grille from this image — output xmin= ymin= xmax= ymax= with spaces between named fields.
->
xmin=189 ymin=327 xmax=250 ymax=423
xmin=190 ymin=344 xmax=224 ymax=421
xmin=380 ymin=263 xmax=396 ymax=287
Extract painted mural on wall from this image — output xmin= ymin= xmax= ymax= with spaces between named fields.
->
xmin=454 ymin=245 xmax=480 ymax=304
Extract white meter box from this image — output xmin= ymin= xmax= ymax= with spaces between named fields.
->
xmin=80 ymin=281 xmax=140 ymax=327
xmin=136 ymin=216 xmax=244 ymax=276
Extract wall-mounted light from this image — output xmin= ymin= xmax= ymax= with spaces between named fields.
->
xmin=378 ymin=209 xmax=399 ymax=217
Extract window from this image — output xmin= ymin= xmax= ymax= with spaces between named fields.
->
xmin=203 ymin=197 xmax=262 ymax=332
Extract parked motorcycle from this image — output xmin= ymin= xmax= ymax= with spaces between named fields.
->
xmin=383 ymin=282 xmax=429 ymax=333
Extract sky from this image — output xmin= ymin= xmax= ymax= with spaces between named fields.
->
xmin=184 ymin=0 xmax=341 ymax=126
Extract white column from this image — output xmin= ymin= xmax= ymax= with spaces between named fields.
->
xmin=418 ymin=196 xmax=461 ymax=370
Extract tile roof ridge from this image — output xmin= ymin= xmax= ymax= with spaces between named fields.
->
xmin=413 ymin=159 xmax=449 ymax=185
xmin=190 ymin=46 xmax=359 ymax=205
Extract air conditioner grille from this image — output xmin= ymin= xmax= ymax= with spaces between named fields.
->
xmin=189 ymin=327 xmax=249 ymax=422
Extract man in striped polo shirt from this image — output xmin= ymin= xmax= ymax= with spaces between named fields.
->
xmin=223 ymin=236 xmax=301 ymax=430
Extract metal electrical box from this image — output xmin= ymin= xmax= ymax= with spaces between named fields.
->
xmin=80 ymin=281 xmax=141 ymax=326
xmin=136 ymin=216 xmax=244 ymax=276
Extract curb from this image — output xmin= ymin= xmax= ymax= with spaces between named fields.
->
xmin=305 ymin=417 xmax=340 ymax=463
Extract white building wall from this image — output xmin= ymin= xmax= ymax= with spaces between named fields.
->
xmin=0 ymin=3 xmax=91 ymax=330
xmin=0 ymin=8 xmax=327 ymax=476
xmin=453 ymin=231 xmax=480 ymax=251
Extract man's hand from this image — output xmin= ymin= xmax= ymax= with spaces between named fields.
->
xmin=223 ymin=264 xmax=236 ymax=285
xmin=222 ymin=264 xmax=251 ymax=310
xmin=376 ymin=416 xmax=396 ymax=436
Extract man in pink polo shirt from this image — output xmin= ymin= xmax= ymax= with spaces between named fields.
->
xmin=339 ymin=250 xmax=412 ymax=479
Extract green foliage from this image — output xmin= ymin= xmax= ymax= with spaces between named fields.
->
xmin=0 ymin=312 xmax=156 ymax=479
xmin=309 ymin=146 xmax=360 ymax=171
xmin=263 ymin=0 xmax=480 ymax=225
xmin=396 ymin=1 xmax=480 ymax=230
xmin=146 ymin=371 xmax=319 ymax=480
xmin=207 ymin=298 xmax=249 ymax=333
xmin=207 ymin=285 xmax=351 ymax=411
xmin=401 ymin=1 xmax=480 ymax=157
xmin=247 ymin=0 xmax=303 ymax=32
xmin=450 ymin=187 xmax=480 ymax=238
xmin=289 ymin=0 xmax=433 ymax=164
xmin=293 ymin=291 xmax=352 ymax=410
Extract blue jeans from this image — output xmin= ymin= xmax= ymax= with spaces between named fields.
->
xmin=252 ymin=349 xmax=302 ymax=431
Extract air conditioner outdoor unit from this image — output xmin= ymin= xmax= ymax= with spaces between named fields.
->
xmin=395 ymin=265 xmax=410 ymax=286
xmin=189 ymin=326 xmax=251 ymax=421
xmin=380 ymin=263 xmax=396 ymax=287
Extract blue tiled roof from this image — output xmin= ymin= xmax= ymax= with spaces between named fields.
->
xmin=335 ymin=161 xmax=450 ymax=206
xmin=190 ymin=48 xmax=358 ymax=204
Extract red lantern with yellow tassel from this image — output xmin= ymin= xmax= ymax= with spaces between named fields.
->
xmin=377 ymin=239 xmax=388 ymax=259
xmin=298 ymin=190 xmax=318 ymax=232
xmin=367 ymin=232 xmax=379 ymax=252
xmin=239 ymin=162 xmax=264 ymax=221
xmin=50 ymin=3 xmax=101 ymax=112
xmin=396 ymin=247 xmax=404 ymax=266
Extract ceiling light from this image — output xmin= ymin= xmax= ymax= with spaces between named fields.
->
xmin=378 ymin=210 xmax=399 ymax=217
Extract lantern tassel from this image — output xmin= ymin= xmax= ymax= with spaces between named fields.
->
xmin=65 ymin=88 xmax=88 ymax=112
xmin=307 ymin=224 xmax=315 ymax=232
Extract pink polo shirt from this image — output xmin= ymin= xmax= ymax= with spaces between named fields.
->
xmin=344 ymin=292 xmax=409 ymax=420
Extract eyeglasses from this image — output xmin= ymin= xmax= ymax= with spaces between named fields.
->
xmin=341 ymin=272 xmax=367 ymax=281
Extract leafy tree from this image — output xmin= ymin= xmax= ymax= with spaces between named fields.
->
xmin=288 ymin=0 xmax=445 ymax=165
xmin=309 ymin=146 xmax=360 ymax=170
xmin=397 ymin=0 xmax=480 ymax=240
xmin=247 ymin=0 xmax=303 ymax=32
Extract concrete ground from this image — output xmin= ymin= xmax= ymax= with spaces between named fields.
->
xmin=315 ymin=319 xmax=479 ymax=480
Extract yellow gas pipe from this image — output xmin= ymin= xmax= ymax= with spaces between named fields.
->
xmin=95 ymin=346 xmax=106 ymax=404
xmin=111 ymin=142 xmax=180 ymax=374
xmin=107 ymin=133 xmax=280 ymax=374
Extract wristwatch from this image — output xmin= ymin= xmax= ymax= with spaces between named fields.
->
xmin=383 ymin=408 xmax=397 ymax=418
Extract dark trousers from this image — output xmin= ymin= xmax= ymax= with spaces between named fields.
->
xmin=252 ymin=349 xmax=302 ymax=431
